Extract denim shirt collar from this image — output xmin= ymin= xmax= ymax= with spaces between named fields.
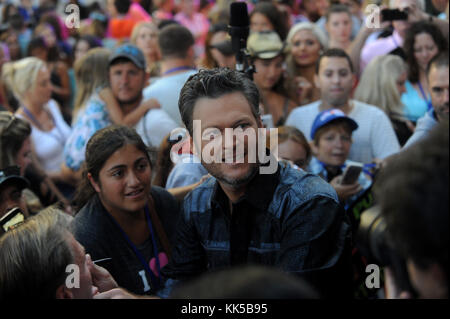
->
xmin=210 ymin=161 xmax=280 ymax=212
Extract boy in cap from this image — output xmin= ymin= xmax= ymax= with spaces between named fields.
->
xmin=308 ymin=108 xmax=372 ymax=208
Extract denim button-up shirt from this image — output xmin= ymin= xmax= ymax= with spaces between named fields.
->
xmin=159 ymin=162 xmax=352 ymax=298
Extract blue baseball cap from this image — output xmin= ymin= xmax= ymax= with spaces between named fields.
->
xmin=310 ymin=109 xmax=358 ymax=139
xmin=109 ymin=44 xmax=146 ymax=70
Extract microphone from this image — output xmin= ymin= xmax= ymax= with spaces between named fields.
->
xmin=228 ymin=2 xmax=249 ymax=72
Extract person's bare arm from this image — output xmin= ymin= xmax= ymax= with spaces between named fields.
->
xmin=407 ymin=3 xmax=449 ymax=41
xmin=167 ymin=174 xmax=211 ymax=202
xmin=348 ymin=4 xmax=392 ymax=76
xmin=99 ymin=87 xmax=160 ymax=126
xmin=347 ymin=25 xmax=375 ymax=76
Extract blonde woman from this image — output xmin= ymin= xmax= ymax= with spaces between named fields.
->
xmin=131 ymin=22 xmax=162 ymax=80
xmin=354 ymin=54 xmax=413 ymax=146
xmin=2 ymin=57 xmax=73 ymax=190
xmin=284 ymin=22 xmax=328 ymax=105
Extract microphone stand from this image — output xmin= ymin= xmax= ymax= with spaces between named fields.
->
xmin=235 ymin=46 xmax=255 ymax=81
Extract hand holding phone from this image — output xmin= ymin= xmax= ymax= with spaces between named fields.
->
xmin=381 ymin=8 xmax=408 ymax=21
xmin=0 ymin=207 xmax=25 ymax=234
xmin=340 ymin=164 xmax=363 ymax=185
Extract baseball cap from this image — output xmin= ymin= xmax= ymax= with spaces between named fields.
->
xmin=0 ymin=166 xmax=29 ymax=190
xmin=247 ymin=31 xmax=286 ymax=59
xmin=109 ymin=44 xmax=146 ymax=70
xmin=310 ymin=109 xmax=358 ymax=140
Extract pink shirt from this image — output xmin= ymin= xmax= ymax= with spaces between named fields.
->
xmin=174 ymin=12 xmax=210 ymax=58
xmin=360 ymin=30 xmax=403 ymax=74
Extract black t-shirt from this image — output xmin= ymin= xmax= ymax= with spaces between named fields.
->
xmin=72 ymin=186 xmax=180 ymax=295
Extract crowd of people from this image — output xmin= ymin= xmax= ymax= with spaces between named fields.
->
xmin=0 ymin=0 xmax=448 ymax=300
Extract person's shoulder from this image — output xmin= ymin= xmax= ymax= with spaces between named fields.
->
xmin=276 ymin=164 xmax=338 ymax=206
xmin=352 ymin=100 xmax=389 ymax=118
xmin=72 ymin=197 xmax=106 ymax=241
xmin=46 ymin=99 xmax=62 ymax=114
xmin=182 ymin=177 xmax=215 ymax=214
xmin=286 ymin=101 xmax=320 ymax=122
xmin=291 ymin=101 xmax=320 ymax=114
xmin=151 ymin=185 xmax=177 ymax=205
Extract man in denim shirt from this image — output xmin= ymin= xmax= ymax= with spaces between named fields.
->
xmin=159 ymin=68 xmax=353 ymax=298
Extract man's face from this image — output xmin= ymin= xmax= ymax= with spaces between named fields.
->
xmin=192 ymin=92 xmax=261 ymax=190
xmin=109 ymin=61 xmax=146 ymax=106
xmin=313 ymin=125 xmax=352 ymax=167
xmin=428 ymin=65 xmax=449 ymax=123
xmin=0 ymin=183 xmax=28 ymax=219
xmin=66 ymin=233 xmax=98 ymax=299
xmin=326 ymin=12 xmax=352 ymax=43
xmin=315 ymin=56 xmax=354 ymax=108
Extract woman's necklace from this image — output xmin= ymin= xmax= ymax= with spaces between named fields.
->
xmin=21 ymin=105 xmax=66 ymax=147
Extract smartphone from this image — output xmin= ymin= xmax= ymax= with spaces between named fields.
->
xmin=0 ymin=207 xmax=25 ymax=234
xmin=381 ymin=8 xmax=408 ymax=21
xmin=340 ymin=164 xmax=363 ymax=185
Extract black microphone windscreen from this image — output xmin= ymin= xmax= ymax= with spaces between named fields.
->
xmin=229 ymin=2 xmax=249 ymax=27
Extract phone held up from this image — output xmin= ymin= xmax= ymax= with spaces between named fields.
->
xmin=0 ymin=207 xmax=25 ymax=235
xmin=340 ymin=164 xmax=363 ymax=185
xmin=381 ymin=8 xmax=408 ymax=21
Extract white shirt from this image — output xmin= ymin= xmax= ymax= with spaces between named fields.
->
xmin=285 ymin=100 xmax=400 ymax=163
xmin=19 ymin=99 xmax=72 ymax=172
xmin=135 ymin=109 xmax=179 ymax=148
xmin=143 ymin=70 xmax=197 ymax=127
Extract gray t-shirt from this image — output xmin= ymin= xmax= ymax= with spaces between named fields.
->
xmin=285 ymin=100 xmax=400 ymax=163
xmin=143 ymin=70 xmax=197 ymax=127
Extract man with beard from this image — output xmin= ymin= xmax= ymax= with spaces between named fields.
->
xmin=286 ymin=48 xmax=400 ymax=164
xmin=62 ymin=44 xmax=177 ymax=181
xmin=404 ymin=52 xmax=449 ymax=148
xmin=157 ymin=68 xmax=353 ymax=299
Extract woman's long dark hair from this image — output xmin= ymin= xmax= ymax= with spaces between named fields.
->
xmin=72 ymin=125 xmax=151 ymax=212
xmin=403 ymin=21 xmax=448 ymax=83
xmin=152 ymin=133 xmax=179 ymax=187
xmin=250 ymin=2 xmax=288 ymax=40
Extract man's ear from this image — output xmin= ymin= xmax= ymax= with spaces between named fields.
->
xmin=87 ymin=173 xmax=101 ymax=193
xmin=187 ymin=46 xmax=196 ymax=65
xmin=55 ymin=285 xmax=74 ymax=299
